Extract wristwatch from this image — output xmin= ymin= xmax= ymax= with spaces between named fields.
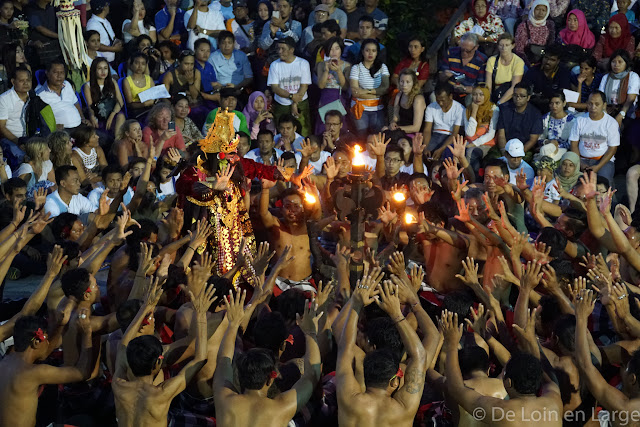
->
xmin=203 ymin=29 xmax=208 ymax=35
xmin=288 ymin=93 xmax=294 ymax=100
xmin=620 ymin=110 xmax=626 ymax=118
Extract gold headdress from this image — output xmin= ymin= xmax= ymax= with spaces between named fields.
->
xmin=199 ymin=108 xmax=240 ymax=154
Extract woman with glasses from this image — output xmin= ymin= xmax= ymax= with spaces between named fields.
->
xmin=162 ymin=50 xmax=207 ymax=128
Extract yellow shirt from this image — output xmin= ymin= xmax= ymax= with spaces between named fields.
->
xmin=126 ymin=75 xmax=153 ymax=102
xmin=486 ymin=54 xmax=525 ymax=86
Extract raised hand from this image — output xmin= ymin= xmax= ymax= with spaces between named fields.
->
xmin=455 ymin=199 xmax=472 ymax=223
xmin=296 ymin=138 xmax=315 ymax=158
xmin=273 ymin=244 xmax=295 ymax=272
xmin=412 ymin=133 xmax=427 ymax=155
xmin=449 ymin=135 xmax=467 ymax=160
xmin=224 ymin=288 xmax=247 ymax=326
xmin=455 ymin=257 xmax=480 ymax=287
xmin=143 ymin=275 xmax=165 ymax=308
xmin=521 ymin=260 xmax=543 ymax=290
xmin=387 ymin=251 xmax=406 ymax=277
xmin=296 ymin=298 xmax=323 ymax=336
xmin=540 ymin=264 xmax=560 ymax=292
xmin=330 ymin=242 xmax=352 ymax=267
xmin=315 ymin=280 xmax=335 ymax=311
xmin=410 ymin=180 xmax=434 ymax=204
xmin=375 ymin=280 xmax=402 ymax=317
xmin=378 ymin=202 xmax=398 ymax=225
xmin=482 ymin=191 xmax=499 ymax=221
xmin=578 ymin=170 xmax=598 ymax=200
xmin=410 ymin=264 xmax=425 ymax=293
xmin=568 ymin=277 xmax=588 ymax=303
xmin=137 ymin=243 xmax=155 ymax=277
xmin=495 ymin=256 xmax=520 ymax=285
xmin=465 ymin=304 xmax=488 ymax=335
xmin=443 ymin=157 xmax=463 ymax=181
xmin=440 ymin=310 xmax=463 ymax=346
xmin=369 ymin=132 xmax=390 ymax=156
xmin=451 ymin=179 xmax=469 ymax=202
xmin=213 ymin=164 xmax=236 ymax=191
xmin=324 ymin=156 xmax=338 ymax=180
xmin=76 ymin=307 xmax=92 ymax=335
xmin=11 ymin=199 xmax=26 ymax=227
xmin=33 ymin=187 xmax=47 ymax=211
xmin=46 ymin=245 xmax=68 ymax=277
xmin=29 ymin=212 xmax=54 ymax=235
xmin=252 ymin=241 xmax=275 ymax=277
xmin=189 ymin=282 xmax=218 ymax=315
xmin=573 ymin=289 xmax=596 ymax=320
xmin=515 ymin=169 xmax=529 ymax=191
xmin=290 ymin=165 xmax=315 ymax=188
xmin=167 ymin=147 xmax=182 ymax=165
xmin=188 ymin=219 xmax=213 ymax=248
xmin=512 ymin=307 xmax=538 ymax=355
xmin=599 ymin=188 xmax=616 ymax=215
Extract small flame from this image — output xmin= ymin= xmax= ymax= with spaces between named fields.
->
xmin=304 ymin=193 xmax=316 ymax=204
xmin=352 ymin=145 xmax=365 ymax=167
xmin=405 ymin=213 xmax=416 ymax=224
xmin=393 ymin=192 xmax=406 ymax=202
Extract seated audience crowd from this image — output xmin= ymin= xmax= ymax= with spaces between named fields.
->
xmin=4 ymin=0 xmax=640 ymax=426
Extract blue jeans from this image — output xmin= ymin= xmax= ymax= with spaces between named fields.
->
xmin=352 ymin=109 xmax=385 ymax=136
xmin=1 ymin=138 xmax=25 ymax=170
xmin=426 ymin=133 xmax=450 ymax=153
xmin=582 ymin=158 xmax=615 ymax=187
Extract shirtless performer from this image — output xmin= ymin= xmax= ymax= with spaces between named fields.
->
xmin=336 ymin=279 xmax=428 ymax=427
xmin=212 ymin=288 xmax=322 ymax=426
xmin=0 ymin=313 xmax=93 ymax=427
xmin=111 ymin=277 xmax=215 ymax=427
xmin=574 ymin=289 xmax=640 ymax=427
xmin=441 ymin=310 xmax=563 ymax=427
xmin=260 ymin=183 xmax=313 ymax=286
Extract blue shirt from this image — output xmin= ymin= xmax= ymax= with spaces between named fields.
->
xmin=244 ymin=147 xmax=283 ymax=164
xmin=500 ymin=156 xmax=535 ymax=187
xmin=218 ymin=1 xmax=235 ymax=21
xmin=155 ymin=6 xmax=186 ymax=38
xmin=258 ymin=19 xmax=302 ymax=50
xmin=195 ymin=60 xmax=217 ymax=93
xmin=208 ymin=50 xmax=253 ymax=86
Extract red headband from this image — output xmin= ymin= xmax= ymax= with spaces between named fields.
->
xmin=32 ymin=328 xmax=46 ymax=342
xmin=269 ymin=370 xmax=278 ymax=379
xmin=285 ymin=334 xmax=294 ymax=345
xmin=395 ymin=368 xmax=404 ymax=378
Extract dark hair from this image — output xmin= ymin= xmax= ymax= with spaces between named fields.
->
xmin=419 ymin=200 xmax=448 ymax=226
xmin=14 ymin=316 xmax=48 ymax=352
xmin=116 ymin=299 xmax=143 ymax=332
xmin=536 ymin=227 xmax=567 ymax=259
xmin=84 ymin=29 xmax=100 ymax=41
xmin=505 ymin=352 xmax=543 ymax=394
xmin=609 ymin=48 xmax=632 ymax=72
xmin=12 ymin=65 xmax=31 ymax=81
xmin=126 ymin=335 xmax=163 ymax=376
xmin=156 ymin=40 xmax=180 ymax=60
xmin=237 ymin=131 xmax=250 ymax=141
xmin=70 ymin=125 xmax=96 ymax=149
xmin=236 ymin=347 xmax=278 ymax=390
xmin=514 ymin=82 xmax=531 ymax=94
xmin=323 ymin=36 xmax=344 ymax=57
xmin=178 ymin=49 xmax=195 ymax=62
xmin=553 ymin=314 xmax=576 ymax=352
xmin=60 ymin=268 xmax=92 ymax=300
xmin=281 ymin=151 xmax=296 ymax=162
xmin=563 ymin=207 xmax=588 ymax=237
xmin=539 ymin=294 xmax=563 ymax=329
xmin=459 ymin=346 xmax=490 ymax=377
xmin=89 ymin=57 xmax=117 ymax=108
xmin=59 ymin=240 xmax=81 ymax=263
xmin=549 ymin=90 xmax=566 ymax=102
xmin=50 ymin=212 xmax=79 ymax=240
xmin=128 ymin=156 xmax=146 ymax=170
xmin=359 ymin=15 xmax=375 ymax=26
xmin=220 ymin=87 xmax=238 ymax=100
xmin=580 ymin=56 xmax=597 ymax=70
xmin=443 ymin=290 xmax=475 ymax=320
xmin=3 ymin=177 xmax=27 ymax=196
xmin=324 ymin=109 xmax=344 ymax=122
xmin=363 ymin=348 xmax=400 ymax=389
xmin=270 ymin=289 xmax=307 ymax=322
xmin=130 ymin=51 xmax=149 ymax=65
xmin=208 ymin=275 xmax=234 ymax=308
xmin=194 ymin=38 xmax=211 ymax=50
xmin=366 ymin=317 xmax=404 ymax=360
xmin=434 ymin=82 xmax=454 ymax=97
xmin=127 ymin=0 xmax=153 ymax=29
xmin=278 ymin=113 xmax=297 ymax=128
xmin=217 ymin=30 xmax=235 ymax=45
xmin=55 ymin=165 xmax=78 ymax=185
xmin=257 ymin=128 xmax=274 ymax=139
xmin=384 ymin=143 xmax=405 ymax=159
xmin=483 ymin=158 xmax=510 ymax=177
xmin=544 ymin=44 xmax=563 ymax=59
xmin=321 ymin=19 xmax=341 ymax=36
xmin=46 ymin=58 xmax=67 ymax=74
xmin=406 ymin=36 xmax=426 ymax=61
xmin=627 ymin=350 xmax=640 ymax=377
xmin=589 ymin=90 xmax=607 ymax=104
xmin=252 ymin=312 xmax=289 ymax=354
xmin=136 ymin=34 xmax=153 ymax=48
xmin=2 ymin=43 xmax=24 ymax=83
xmin=596 ymin=175 xmax=610 ymax=188
xmin=102 ymin=164 xmax=123 ymax=182
xmin=358 ymin=39 xmax=383 ymax=78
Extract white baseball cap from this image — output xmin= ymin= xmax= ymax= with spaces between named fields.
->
xmin=505 ymin=139 xmax=525 ymax=158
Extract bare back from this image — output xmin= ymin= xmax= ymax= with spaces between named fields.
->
xmin=337 ymin=392 xmax=416 ymax=427
xmin=112 ymin=378 xmax=173 ymax=427
xmin=215 ymin=394 xmax=296 ymax=427
xmin=0 ymin=357 xmax=41 ymax=427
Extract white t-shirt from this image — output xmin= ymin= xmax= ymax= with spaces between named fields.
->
xmin=44 ymin=190 xmax=94 ymax=217
xmin=88 ymin=186 xmax=134 ymax=210
xmin=544 ymin=178 xmax=561 ymax=203
xmin=87 ymin=15 xmax=117 ymax=63
xmin=424 ymin=101 xmax=465 ymax=135
xmin=121 ymin=19 xmax=156 ymax=43
xmin=350 ymin=63 xmax=390 ymax=111
xmin=267 ymin=57 xmax=312 ymax=106
xmin=158 ymin=173 xmax=180 ymax=197
xmin=35 ymin=82 xmax=81 ymax=129
xmin=569 ymin=113 xmax=620 ymax=160
xmin=598 ymin=72 xmax=640 ymax=106
xmin=15 ymin=160 xmax=53 ymax=188
xmin=184 ymin=6 xmax=225 ymax=51
xmin=294 ymin=150 xmax=332 ymax=174
xmin=0 ymin=88 xmax=27 ymax=139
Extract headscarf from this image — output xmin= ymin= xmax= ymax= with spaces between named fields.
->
xmin=243 ymin=91 xmax=267 ymax=123
xmin=604 ymin=14 xmax=632 ymax=58
xmin=528 ymin=0 xmax=550 ymax=27
xmin=466 ymin=86 xmax=494 ymax=124
xmin=556 ymin=151 xmax=582 ymax=191
xmin=253 ymin=0 xmax=273 ymax=38
xmin=472 ymin=0 xmax=489 ymax=24
xmin=558 ymin=10 xmax=596 ymax=49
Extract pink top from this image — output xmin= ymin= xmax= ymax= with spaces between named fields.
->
xmin=142 ymin=126 xmax=186 ymax=153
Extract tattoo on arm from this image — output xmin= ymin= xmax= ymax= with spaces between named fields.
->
xmin=404 ymin=366 xmax=425 ymax=394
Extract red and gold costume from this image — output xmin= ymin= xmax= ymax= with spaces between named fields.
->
xmin=175 ymin=109 xmax=294 ymax=278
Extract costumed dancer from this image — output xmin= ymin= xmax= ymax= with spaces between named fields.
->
xmin=175 ymin=109 xmax=312 ymax=280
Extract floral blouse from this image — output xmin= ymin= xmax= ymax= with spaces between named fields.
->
xmin=454 ymin=14 xmax=505 ymax=43
xmin=515 ymin=20 xmax=556 ymax=57
xmin=539 ymin=112 xmax=575 ymax=149
xmin=489 ymin=0 xmax=521 ymax=20
xmin=181 ymin=117 xmax=204 ymax=147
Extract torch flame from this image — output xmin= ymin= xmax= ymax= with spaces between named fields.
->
xmin=393 ymin=192 xmax=406 ymax=202
xmin=304 ymin=193 xmax=316 ymax=204
xmin=405 ymin=213 xmax=416 ymax=224
xmin=352 ymin=145 xmax=365 ymax=167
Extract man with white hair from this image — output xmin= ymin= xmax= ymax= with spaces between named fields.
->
xmin=440 ymin=32 xmax=488 ymax=102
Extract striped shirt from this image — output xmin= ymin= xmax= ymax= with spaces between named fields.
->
xmin=442 ymin=47 xmax=487 ymax=88
xmin=350 ymin=63 xmax=389 ymax=112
